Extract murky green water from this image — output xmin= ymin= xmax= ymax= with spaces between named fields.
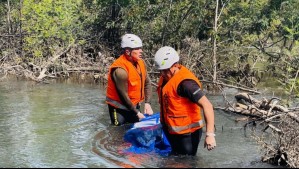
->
xmin=0 ymin=79 xmax=280 ymax=168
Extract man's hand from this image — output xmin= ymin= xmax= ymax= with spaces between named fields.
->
xmin=204 ymin=133 xmax=216 ymax=151
xmin=144 ymin=103 xmax=154 ymax=115
xmin=137 ymin=112 xmax=145 ymax=120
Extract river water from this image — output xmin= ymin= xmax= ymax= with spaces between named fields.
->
xmin=0 ymin=78 xmax=280 ymax=168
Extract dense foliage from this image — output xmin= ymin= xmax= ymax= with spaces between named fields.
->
xmin=0 ymin=0 xmax=298 ymax=94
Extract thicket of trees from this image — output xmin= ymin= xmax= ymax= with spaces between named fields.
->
xmin=1 ymin=0 xmax=299 ymax=167
xmin=0 ymin=0 xmax=298 ymax=94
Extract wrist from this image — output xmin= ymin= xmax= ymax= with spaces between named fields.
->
xmin=206 ymin=132 xmax=216 ymax=137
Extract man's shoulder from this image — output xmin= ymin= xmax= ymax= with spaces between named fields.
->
xmin=114 ymin=67 xmax=127 ymax=74
xmin=113 ymin=67 xmax=128 ymax=81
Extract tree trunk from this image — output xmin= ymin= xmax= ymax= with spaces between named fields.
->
xmin=7 ymin=0 xmax=12 ymax=34
xmin=161 ymin=0 xmax=172 ymax=46
xmin=212 ymin=0 xmax=219 ymax=82
xmin=19 ymin=0 xmax=23 ymax=57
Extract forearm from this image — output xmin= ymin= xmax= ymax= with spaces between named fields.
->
xmin=198 ymin=96 xmax=215 ymax=133
xmin=203 ymin=104 xmax=215 ymax=133
xmin=198 ymin=96 xmax=216 ymax=151
xmin=115 ymin=85 xmax=139 ymax=114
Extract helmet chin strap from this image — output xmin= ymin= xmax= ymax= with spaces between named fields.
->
xmin=129 ymin=50 xmax=134 ymax=63
xmin=169 ymin=68 xmax=177 ymax=78
xmin=171 ymin=69 xmax=176 ymax=76
xmin=164 ymin=68 xmax=176 ymax=81
xmin=124 ymin=49 xmax=132 ymax=62
xmin=126 ymin=49 xmax=136 ymax=64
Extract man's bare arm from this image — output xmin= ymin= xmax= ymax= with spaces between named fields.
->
xmin=112 ymin=68 xmax=139 ymax=115
xmin=144 ymin=72 xmax=152 ymax=104
xmin=197 ymin=96 xmax=216 ymax=151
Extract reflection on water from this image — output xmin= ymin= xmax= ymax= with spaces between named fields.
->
xmin=0 ymin=79 xmax=279 ymax=168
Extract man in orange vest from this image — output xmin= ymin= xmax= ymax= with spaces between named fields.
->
xmin=106 ymin=34 xmax=154 ymax=126
xmin=154 ymin=46 xmax=216 ymax=155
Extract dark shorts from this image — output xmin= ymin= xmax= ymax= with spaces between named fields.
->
xmin=108 ymin=104 xmax=140 ymax=126
xmin=163 ymin=126 xmax=203 ymax=156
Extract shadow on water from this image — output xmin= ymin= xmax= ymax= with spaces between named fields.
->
xmin=91 ymin=124 xmax=151 ymax=168
xmin=0 ymin=78 xmax=281 ymax=168
xmin=91 ymin=124 xmax=202 ymax=168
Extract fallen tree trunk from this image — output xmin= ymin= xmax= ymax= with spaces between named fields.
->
xmin=216 ymin=92 xmax=299 ymax=168
xmin=37 ymin=45 xmax=72 ymax=82
xmin=201 ymin=80 xmax=261 ymax=94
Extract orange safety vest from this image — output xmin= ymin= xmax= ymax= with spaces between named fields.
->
xmin=157 ymin=65 xmax=204 ymax=134
xmin=106 ymin=55 xmax=146 ymax=110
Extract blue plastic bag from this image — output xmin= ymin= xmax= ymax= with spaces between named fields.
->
xmin=123 ymin=113 xmax=171 ymax=156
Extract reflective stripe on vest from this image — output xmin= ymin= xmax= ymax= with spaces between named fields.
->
xmin=167 ymin=120 xmax=204 ymax=134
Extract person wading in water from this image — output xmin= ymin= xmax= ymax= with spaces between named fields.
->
xmin=106 ymin=34 xmax=154 ymax=126
xmin=154 ymin=46 xmax=216 ymax=155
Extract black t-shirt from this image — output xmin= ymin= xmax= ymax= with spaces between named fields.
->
xmin=177 ymin=79 xmax=205 ymax=103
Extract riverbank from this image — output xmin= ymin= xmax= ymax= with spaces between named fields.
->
xmin=0 ymin=70 xmax=290 ymax=98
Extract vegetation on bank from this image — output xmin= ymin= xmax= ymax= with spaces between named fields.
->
xmin=0 ymin=0 xmax=299 ymax=167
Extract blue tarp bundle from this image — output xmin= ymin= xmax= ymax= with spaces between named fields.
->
xmin=123 ymin=113 xmax=172 ymax=156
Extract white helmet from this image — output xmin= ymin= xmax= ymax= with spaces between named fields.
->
xmin=154 ymin=46 xmax=179 ymax=70
xmin=121 ymin=34 xmax=143 ymax=48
